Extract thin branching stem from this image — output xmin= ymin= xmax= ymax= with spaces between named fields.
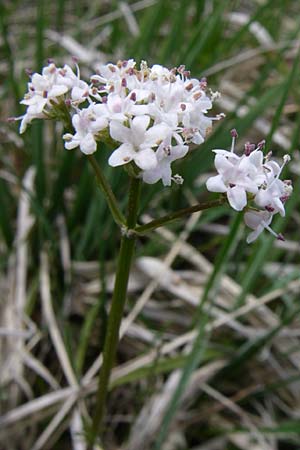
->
xmin=135 ymin=197 xmax=226 ymax=234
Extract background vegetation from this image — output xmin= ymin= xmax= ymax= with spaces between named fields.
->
xmin=0 ymin=0 xmax=300 ymax=449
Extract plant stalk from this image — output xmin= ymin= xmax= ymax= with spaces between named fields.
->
xmin=89 ymin=176 xmax=141 ymax=446
xmin=135 ymin=197 xmax=226 ymax=234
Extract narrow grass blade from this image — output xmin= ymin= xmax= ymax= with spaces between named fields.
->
xmin=181 ymin=1 xmax=227 ymax=69
xmin=265 ymin=37 xmax=300 ymax=146
xmin=130 ymin=0 xmax=166 ymax=60
xmin=0 ymin=179 xmax=14 ymax=247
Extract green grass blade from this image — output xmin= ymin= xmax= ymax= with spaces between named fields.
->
xmin=158 ymin=0 xmax=192 ymax=64
xmin=181 ymin=1 xmax=227 ymax=69
xmin=130 ymin=0 xmax=166 ymax=61
xmin=153 ymin=310 xmax=210 ymax=450
xmin=265 ymin=38 xmax=300 ymax=147
xmin=0 ymin=180 xmax=14 ymax=247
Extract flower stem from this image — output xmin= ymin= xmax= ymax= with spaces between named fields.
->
xmin=135 ymin=197 xmax=226 ymax=234
xmin=89 ymin=176 xmax=141 ymax=446
xmin=87 ymin=155 xmax=126 ymax=227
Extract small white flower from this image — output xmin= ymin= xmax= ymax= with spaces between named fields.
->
xmin=211 ymin=133 xmax=292 ymax=243
xmin=93 ymin=59 xmax=137 ymax=94
xmin=63 ymin=104 xmax=108 ymax=154
xmin=206 ymin=153 xmax=258 ymax=211
xmin=254 ymin=154 xmax=292 ymax=216
xmin=108 ymin=115 xmax=169 ymax=170
xmin=19 ymin=110 xmax=45 ymax=134
xmin=96 ymin=93 xmax=148 ymax=123
xmin=244 ymin=210 xmax=284 ymax=243
xmin=19 ymin=62 xmax=81 ymax=132
xmin=55 ymin=64 xmax=90 ymax=104
xmin=142 ymin=136 xmax=188 ymax=186
xmin=19 ymin=70 xmax=69 ymax=133
xmin=255 ymin=178 xmax=286 ymax=216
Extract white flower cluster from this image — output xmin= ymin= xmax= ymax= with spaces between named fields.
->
xmin=206 ymin=131 xmax=293 ymax=243
xmin=18 ymin=59 xmax=217 ymax=186
xmin=18 ymin=61 xmax=90 ymax=134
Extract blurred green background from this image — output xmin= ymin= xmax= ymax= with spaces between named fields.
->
xmin=1 ymin=1 xmax=300 ymax=449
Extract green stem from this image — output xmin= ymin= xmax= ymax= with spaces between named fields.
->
xmin=89 ymin=177 xmax=141 ymax=446
xmin=87 ymin=155 xmax=126 ymax=227
xmin=135 ymin=197 xmax=226 ymax=234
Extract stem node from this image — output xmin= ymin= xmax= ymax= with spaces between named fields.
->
xmin=121 ymin=226 xmax=137 ymax=239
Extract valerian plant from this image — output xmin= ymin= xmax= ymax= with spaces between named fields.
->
xmin=16 ymin=58 xmax=293 ymax=446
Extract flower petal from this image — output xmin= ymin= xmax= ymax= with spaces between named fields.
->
xmin=169 ymin=144 xmax=189 ymax=162
xmin=244 ymin=211 xmax=264 ymax=229
xmin=108 ymin=143 xmax=134 ymax=167
xmin=80 ymin=133 xmax=97 ymax=154
xmin=206 ymin=174 xmax=227 ymax=193
xmin=19 ymin=115 xmax=30 ymax=134
xmin=110 ymin=121 xmax=131 ymax=144
xmin=64 ymin=139 xmax=79 ymax=150
xmin=107 ymin=94 xmax=123 ymax=113
xmin=246 ymin=228 xmax=262 ymax=244
xmin=161 ymin=164 xmax=172 ymax=186
xmin=131 ymin=115 xmax=150 ymax=137
xmin=48 ymin=84 xmax=69 ymax=97
xmin=247 ymin=150 xmax=263 ymax=167
xmin=144 ymin=123 xmax=169 ymax=147
xmin=273 ymin=197 xmax=285 ymax=217
xmin=213 ymin=149 xmax=239 ymax=159
xmin=71 ymin=86 xmax=88 ymax=102
xmin=142 ymin=168 xmax=161 ymax=185
xmin=214 ymin=154 xmax=234 ymax=174
xmin=227 ymin=186 xmax=247 ymax=211
xmin=134 ymin=148 xmax=157 ymax=170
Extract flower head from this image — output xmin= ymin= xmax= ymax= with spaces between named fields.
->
xmin=61 ymin=60 xmax=218 ymax=183
xmin=206 ymin=132 xmax=293 ymax=242
xmin=18 ymin=59 xmax=219 ymax=185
